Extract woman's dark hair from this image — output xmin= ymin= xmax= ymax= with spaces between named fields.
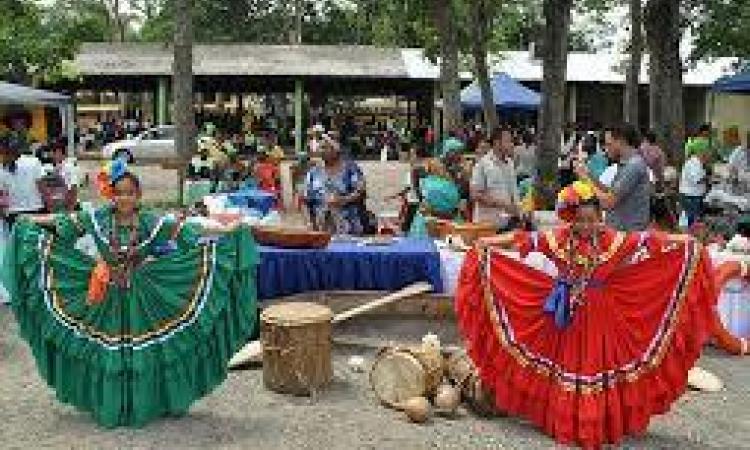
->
xmin=112 ymin=171 xmax=141 ymax=191
xmin=582 ymin=133 xmax=598 ymax=156
xmin=490 ymin=127 xmax=512 ymax=143
xmin=413 ymin=144 xmax=430 ymax=159
xmin=579 ymin=197 xmax=600 ymax=209
xmin=1 ymin=137 xmax=20 ymax=174
xmin=607 ymin=123 xmax=641 ymax=148
xmin=643 ymin=130 xmax=657 ymax=144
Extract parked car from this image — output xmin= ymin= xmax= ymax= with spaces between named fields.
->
xmin=102 ymin=125 xmax=175 ymax=161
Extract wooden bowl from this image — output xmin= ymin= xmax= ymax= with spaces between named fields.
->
xmin=450 ymin=222 xmax=497 ymax=245
xmin=425 ymin=217 xmax=453 ymax=239
xmin=211 ymin=213 xmax=243 ymax=225
xmin=252 ymin=226 xmax=331 ymax=249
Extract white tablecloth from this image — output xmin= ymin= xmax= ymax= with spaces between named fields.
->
xmin=712 ymin=252 xmax=750 ymax=338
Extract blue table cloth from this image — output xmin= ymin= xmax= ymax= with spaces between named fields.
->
xmin=227 ymin=189 xmax=277 ymax=215
xmin=257 ymin=238 xmax=444 ymax=300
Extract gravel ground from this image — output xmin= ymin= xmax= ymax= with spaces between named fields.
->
xmin=2 ymin=306 xmax=750 ymax=450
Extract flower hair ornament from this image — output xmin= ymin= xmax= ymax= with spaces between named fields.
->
xmin=95 ymin=156 xmax=128 ymax=200
xmin=555 ymin=180 xmax=596 ymax=222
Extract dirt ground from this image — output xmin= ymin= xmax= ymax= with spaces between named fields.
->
xmin=1 ymin=306 xmax=749 ymax=450
xmin=4 ymin=161 xmax=749 ymax=448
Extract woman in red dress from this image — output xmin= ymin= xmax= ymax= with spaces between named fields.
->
xmin=456 ymin=181 xmax=717 ymax=449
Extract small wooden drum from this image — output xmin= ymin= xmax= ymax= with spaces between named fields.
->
xmin=261 ymin=302 xmax=333 ymax=396
xmin=446 ymin=349 xmax=474 ymax=388
xmin=369 ymin=346 xmax=443 ymax=408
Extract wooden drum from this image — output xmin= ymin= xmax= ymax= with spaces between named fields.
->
xmin=261 ymin=302 xmax=333 ymax=396
xmin=446 ymin=349 xmax=474 ymax=388
xmin=369 ymin=346 xmax=443 ymax=408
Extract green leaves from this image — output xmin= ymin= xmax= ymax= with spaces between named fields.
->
xmin=687 ymin=0 xmax=750 ymax=62
xmin=0 ymin=0 xmax=111 ymax=83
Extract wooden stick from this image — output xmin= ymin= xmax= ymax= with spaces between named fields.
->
xmin=331 ymin=282 xmax=432 ymax=324
xmin=228 ymin=282 xmax=434 ymax=369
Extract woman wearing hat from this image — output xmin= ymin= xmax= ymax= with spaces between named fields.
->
xmin=408 ymin=159 xmax=462 ymax=237
xmin=456 ymin=180 xmax=716 ymax=448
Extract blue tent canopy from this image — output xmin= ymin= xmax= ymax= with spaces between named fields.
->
xmin=461 ymin=73 xmax=541 ymax=111
xmin=713 ymin=71 xmax=750 ymax=93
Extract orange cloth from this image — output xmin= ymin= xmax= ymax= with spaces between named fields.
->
xmin=87 ymin=259 xmax=111 ymax=305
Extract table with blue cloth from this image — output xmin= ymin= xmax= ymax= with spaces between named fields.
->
xmin=257 ymin=238 xmax=444 ymax=300
xmin=227 ymin=188 xmax=277 ymax=215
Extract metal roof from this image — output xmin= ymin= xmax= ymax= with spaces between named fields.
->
xmin=0 ymin=81 xmax=71 ymax=106
xmin=486 ymin=51 xmax=739 ymax=86
xmin=73 ymin=43 xmax=738 ymax=87
xmin=74 ymin=43 xmax=438 ymax=80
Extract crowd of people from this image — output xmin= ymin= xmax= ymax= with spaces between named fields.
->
xmin=293 ymin=120 xmax=750 ymax=240
xmin=0 ymin=135 xmax=82 ymax=226
xmin=1 ymin=115 xmax=749 ymax=449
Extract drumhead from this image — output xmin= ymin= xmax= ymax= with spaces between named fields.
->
xmin=261 ymin=302 xmax=333 ymax=326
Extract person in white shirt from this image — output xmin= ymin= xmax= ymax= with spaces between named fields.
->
xmin=727 ymin=145 xmax=750 ymax=195
xmin=514 ymin=132 xmax=537 ymax=182
xmin=40 ymin=144 xmax=81 ymax=212
xmin=679 ymin=143 xmax=711 ymax=227
xmin=0 ymin=138 xmax=45 ymax=225
xmin=471 ymin=128 xmax=520 ymax=231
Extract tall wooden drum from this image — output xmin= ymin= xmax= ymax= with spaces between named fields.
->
xmin=261 ymin=302 xmax=333 ymax=396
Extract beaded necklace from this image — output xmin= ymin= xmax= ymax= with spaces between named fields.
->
xmin=109 ymin=211 xmax=140 ymax=289
xmin=561 ymin=228 xmax=604 ymax=309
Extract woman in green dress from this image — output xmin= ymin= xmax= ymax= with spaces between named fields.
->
xmin=1 ymin=158 xmax=259 ymax=427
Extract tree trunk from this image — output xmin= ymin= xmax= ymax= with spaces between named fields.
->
xmin=433 ymin=0 xmax=463 ymax=135
xmin=173 ymin=0 xmax=194 ymax=203
xmin=624 ymin=0 xmax=642 ymax=127
xmin=471 ymin=0 xmax=499 ymax=134
xmin=536 ymin=0 xmax=572 ymax=207
xmin=645 ymin=0 xmax=684 ymax=164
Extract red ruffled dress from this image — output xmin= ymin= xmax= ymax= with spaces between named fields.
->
xmin=455 ymin=227 xmax=717 ymax=448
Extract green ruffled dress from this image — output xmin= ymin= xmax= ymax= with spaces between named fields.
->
xmin=1 ymin=207 xmax=259 ymax=427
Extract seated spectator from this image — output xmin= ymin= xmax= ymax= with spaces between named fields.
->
xmin=255 ymin=150 xmax=282 ymax=204
xmin=409 ymin=159 xmax=462 ymax=238
xmin=188 ymin=148 xmax=214 ymax=180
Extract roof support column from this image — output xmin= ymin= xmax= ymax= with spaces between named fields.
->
xmin=294 ymin=78 xmax=304 ymax=154
xmin=433 ymin=80 xmax=442 ymax=147
xmin=61 ymin=104 xmax=75 ymax=156
xmin=568 ymin=82 xmax=577 ymax=124
xmin=156 ymin=77 xmax=168 ymax=125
